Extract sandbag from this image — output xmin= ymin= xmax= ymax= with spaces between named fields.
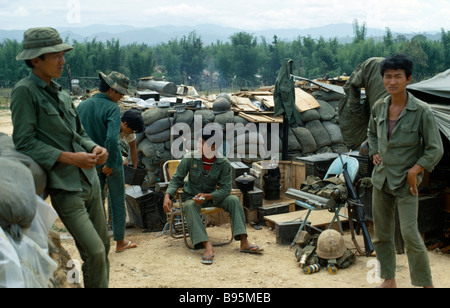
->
xmin=305 ymin=120 xmax=332 ymax=149
xmin=174 ymin=109 xmax=194 ymax=127
xmin=291 ymin=126 xmax=317 ymax=154
xmin=234 ymin=132 xmax=265 ymax=146
xmin=0 ymin=133 xmax=47 ymax=196
xmin=300 ymin=109 xmax=320 ymax=123
xmin=322 ymin=121 xmax=344 ymax=144
xmin=288 ymin=128 xmax=302 ymax=152
xmin=317 ymin=100 xmax=336 ymax=121
xmin=138 ymin=138 xmax=166 ymax=159
xmin=142 ymin=108 xmax=169 ymax=126
xmin=233 ymin=115 xmax=249 ymax=125
xmin=195 ymin=110 xmax=215 ymax=126
xmin=0 ymin=157 xmax=37 ymax=242
xmin=145 ymin=117 xmax=172 ymax=135
xmin=214 ymin=111 xmax=234 ymax=128
xmin=312 ymin=89 xmax=344 ymax=102
xmin=148 ymin=129 xmax=171 ymax=143
xmin=134 ymin=132 xmax=146 ymax=147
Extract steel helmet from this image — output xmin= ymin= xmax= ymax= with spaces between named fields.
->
xmin=217 ymin=93 xmax=231 ymax=104
xmin=212 ymin=97 xmax=231 ymax=115
xmin=316 ymin=229 xmax=346 ymax=260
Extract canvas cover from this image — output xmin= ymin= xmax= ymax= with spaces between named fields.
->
xmin=408 ymin=69 xmax=450 ymax=141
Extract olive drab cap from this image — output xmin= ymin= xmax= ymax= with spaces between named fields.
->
xmin=16 ymin=27 xmax=73 ymax=61
xmin=99 ymin=71 xmax=130 ymax=95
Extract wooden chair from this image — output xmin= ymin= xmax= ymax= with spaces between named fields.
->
xmin=162 ymin=160 xmax=233 ymax=249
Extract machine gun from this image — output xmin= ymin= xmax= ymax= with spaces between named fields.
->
xmin=338 ymin=151 xmax=374 ymax=256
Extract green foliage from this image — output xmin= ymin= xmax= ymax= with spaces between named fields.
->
xmin=1 ymin=25 xmax=450 ymax=88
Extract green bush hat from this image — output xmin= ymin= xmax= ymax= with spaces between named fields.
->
xmin=16 ymin=27 xmax=73 ymax=61
xmin=99 ymin=71 xmax=130 ymax=95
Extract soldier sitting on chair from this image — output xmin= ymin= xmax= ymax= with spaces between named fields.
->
xmin=163 ymin=129 xmax=263 ymax=265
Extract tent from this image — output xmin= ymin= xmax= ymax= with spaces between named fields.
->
xmin=407 ymin=69 xmax=450 ymax=141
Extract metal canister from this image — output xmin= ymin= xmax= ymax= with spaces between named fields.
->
xmin=303 ymin=264 xmax=321 ymax=275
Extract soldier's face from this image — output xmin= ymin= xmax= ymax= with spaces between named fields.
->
xmin=197 ymin=138 xmax=216 ymax=159
xmin=383 ymin=69 xmax=412 ymax=96
xmin=32 ymin=51 xmax=66 ymax=80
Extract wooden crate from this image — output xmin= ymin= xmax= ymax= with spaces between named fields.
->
xmin=205 ymin=189 xmax=243 ymax=226
xmin=251 ymin=160 xmax=306 ymax=193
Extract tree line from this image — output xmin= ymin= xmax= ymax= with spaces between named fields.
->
xmin=1 ymin=21 xmax=450 ymax=90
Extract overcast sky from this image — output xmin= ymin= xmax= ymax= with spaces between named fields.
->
xmin=1 ymin=0 xmax=449 ymax=33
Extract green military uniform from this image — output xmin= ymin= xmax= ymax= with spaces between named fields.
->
xmin=368 ymin=92 xmax=444 ymax=287
xmin=77 ymin=90 xmax=126 ymax=242
xmin=166 ymin=154 xmax=247 ymax=249
xmin=11 ymin=27 xmax=110 ymax=288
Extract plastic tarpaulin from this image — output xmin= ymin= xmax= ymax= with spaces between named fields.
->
xmin=0 ymin=196 xmax=58 ymax=288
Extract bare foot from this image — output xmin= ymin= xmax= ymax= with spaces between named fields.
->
xmin=203 ymin=241 xmax=215 ymax=259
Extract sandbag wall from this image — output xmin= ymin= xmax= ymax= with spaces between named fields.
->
xmin=287 ymin=89 xmax=348 ymax=159
xmin=136 ymin=107 xmax=269 ymax=185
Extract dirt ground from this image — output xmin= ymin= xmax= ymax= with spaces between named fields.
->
xmin=1 ymin=111 xmax=449 ymax=289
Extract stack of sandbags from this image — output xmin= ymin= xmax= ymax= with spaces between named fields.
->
xmin=312 ymin=89 xmax=347 ymax=153
xmin=138 ymin=108 xmax=173 ymax=184
xmin=287 ymin=89 xmax=347 ymax=157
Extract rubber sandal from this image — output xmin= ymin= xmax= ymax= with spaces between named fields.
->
xmin=240 ymin=245 xmax=264 ymax=254
xmin=201 ymin=254 xmax=214 ymax=265
xmin=115 ymin=241 xmax=137 ymax=253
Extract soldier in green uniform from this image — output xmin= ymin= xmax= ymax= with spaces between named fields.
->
xmin=77 ymin=72 xmax=141 ymax=253
xmin=163 ymin=130 xmax=263 ymax=265
xmin=368 ymin=54 xmax=444 ymax=288
xmin=10 ymin=27 xmax=110 ymax=288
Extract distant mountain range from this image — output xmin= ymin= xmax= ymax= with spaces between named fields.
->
xmin=0 ymin=23 xmax=441 ymax=46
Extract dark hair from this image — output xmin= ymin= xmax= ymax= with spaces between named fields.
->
xmin=25 ymin=54 xmax=46 ymax=68
xmin=99 ymin=78 xmax=111 ymax=93
xmin=380 ymin=54 xmax=413 ymax=78
xmin=121 ymin=109 xmax=145 ymax=133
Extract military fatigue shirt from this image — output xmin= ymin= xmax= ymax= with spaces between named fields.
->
xmin=368 ymin=92 xmax=444 ymax=190
xmin=10 ymin=72 xmax=98 ymax=192
xmin=77 ymin=93 xmax=122 ymax=169
xmin=166 ymin=153 xmax=232 ymax=206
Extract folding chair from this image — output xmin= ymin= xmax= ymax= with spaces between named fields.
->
xmin=161 ymin=160 xmax=233 ymax=249
xmin=287 ymin=155 xmax=360 ymax=246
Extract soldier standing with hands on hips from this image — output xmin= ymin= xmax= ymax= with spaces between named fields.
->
xmin=368 ymin=54 xmax=443 ymax=288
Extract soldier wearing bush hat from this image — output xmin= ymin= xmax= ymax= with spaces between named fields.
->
xmin=99 ymin=71 xmax=130 ymax=96
xmin=16 ymin=27 xmax=74 ymax=61
xmin=11 ymin=27 xmax=110 ymax=288
xmin=78 ymin=70 xmax=138 ymax=256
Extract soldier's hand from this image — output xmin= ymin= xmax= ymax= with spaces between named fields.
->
xmin=60 ymin=152 xmax=98 ymax=169
xmin=102 ymin=165 xmax=113 ymax=177
xmin=163 ymin=194 xmax=173 ymax=213
xmin=372 ymin=152 xmax=382 ymax=166
xmin=93 ymin=146 xmax=108 ymax=165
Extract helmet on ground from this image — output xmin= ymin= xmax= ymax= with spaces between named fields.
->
xmin=316 ymin=229 xmax=346 ymax=260
xmin=212 ymin=97 xmax=231 ymax=115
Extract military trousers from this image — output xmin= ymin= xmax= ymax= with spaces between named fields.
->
xmin=97 ymin=166 xmax=126 ymax=242
xmin=182 ymin=195 xmax=247 ymax=250
xmin=49 ymin=172 xmax=110 ymax=288
xmin=372 ymin=181 xmax=432 ymax=287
